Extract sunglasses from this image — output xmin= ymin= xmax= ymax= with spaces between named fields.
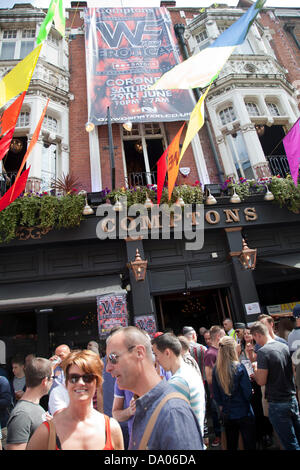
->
xmin=68 ymin=373 xmax=96 ymax=384
xmin=107 ymin=345 xmax=136 ymax=365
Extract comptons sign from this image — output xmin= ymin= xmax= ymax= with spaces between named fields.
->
xmin=96 ymin=199 xmax=258 ymax=250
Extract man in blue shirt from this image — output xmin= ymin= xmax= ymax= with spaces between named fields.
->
xmin=106 ymin=326 xmax=203 ymax=450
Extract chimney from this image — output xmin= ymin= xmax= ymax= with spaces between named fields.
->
xmin=160 ymin=1 xmax=176 ymax=7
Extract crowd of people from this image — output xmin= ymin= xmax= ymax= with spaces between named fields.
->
xmin=0 ymin=307 xmax=300 ymax=451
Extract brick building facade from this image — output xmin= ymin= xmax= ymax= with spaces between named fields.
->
xmin=0 ymin=1 xmax=299 ymax=358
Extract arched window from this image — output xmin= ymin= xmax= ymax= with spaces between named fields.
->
xmin=219 ymin=106 xmax=236 ymax=126
xmin=245 ymin=102 xmax=260 ymax=117
xmin=266 ymin=102 xmax=280 ymax=117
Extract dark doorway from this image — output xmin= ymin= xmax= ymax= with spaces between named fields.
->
xmin=124 ymin=140 xmax=146 ymax=175
xmin=146 ymin=138 xmax=164 ymax=172
xmin=257 ymin=125 xmax=285 ymax=156
xmin=3 ymin=136 xmax=27 ymax=174
xmin=155 ymin=287 xmax=232 ymax=335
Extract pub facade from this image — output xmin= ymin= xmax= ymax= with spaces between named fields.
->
xmin=0 ymin=1 xmax=299 ymax=361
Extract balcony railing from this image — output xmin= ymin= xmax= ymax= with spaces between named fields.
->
xmin=125 ymin=171 xmax=157 ymax=187
xmin=267 ymin=155 xmax=290 ymax=178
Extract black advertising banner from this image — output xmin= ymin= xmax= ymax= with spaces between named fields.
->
xmin=84 ymin=7 xmax=195 ymax=125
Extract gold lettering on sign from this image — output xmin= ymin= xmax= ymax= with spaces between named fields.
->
xmin=102 ymin=218 xmax=115 ymax=233
xmin=205 ymin=210 xmax=220 ymax=225
xmin=223 ymin=209 xmax=240 ymax=223
xmin=244 ymin=207 xmax=258 ymax=221
xmin=140 ymin=214 xmax=161 ymax=230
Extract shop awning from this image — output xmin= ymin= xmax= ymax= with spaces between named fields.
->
xmin=261 ymin=254 xmax=300 ymax=269
xmin=0 ymin=275 xmax=125 ymax=312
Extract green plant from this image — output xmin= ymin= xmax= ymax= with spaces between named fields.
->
xmin=51 ymin=173 xmax=81 ymax=195
xmin=269 ymin=175 xmax=300 ymax=214
xmin=0 ymin=193 xmax=86 ymax=244
xmin=107 ymin=183 xmax=203 ymax=207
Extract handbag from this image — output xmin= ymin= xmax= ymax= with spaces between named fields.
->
xmin=138 ymin=392 xmax=190 ymax=450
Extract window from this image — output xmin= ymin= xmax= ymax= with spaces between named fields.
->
xmin=245 ymin=102 xmax=260 ymax=117
xmin=43 ymin=115 xmax=58 ymax=133
xmin=41 ymin=143 xmax=56 ymax=192
xmin=266 ymin=102 xmax=280 ymax=117
xmin=0 ymin=29 xmax=35 ymax=60
xmin=195 ymin=30 xmax=208 ymax=44
xmin=16 ymin=112 xmax=30 ymax=128
xmin=226 ymin=131 xmax=254 ymax=180
xmin=122 ymin=123 xmax=167 ymax=186
xmin=219 ymin=106 xmax=236 ymax=125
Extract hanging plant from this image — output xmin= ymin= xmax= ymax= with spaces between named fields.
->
xmin=0 ymin=192 xmax=86 ymax=244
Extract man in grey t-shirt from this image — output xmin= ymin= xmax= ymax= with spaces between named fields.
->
xmin=6 ymin=358 xmax=53 ymax=450
xmin=251 ymin=321 xmax=300 ymax=450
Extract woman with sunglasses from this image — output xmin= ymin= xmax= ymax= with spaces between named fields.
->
xmin=26 ymin=350 xmax=124 ymax=450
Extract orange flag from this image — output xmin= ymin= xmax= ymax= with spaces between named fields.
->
xmin=0 ymin=92 xmax=26 ymax=137
xmin=167 ymin=123 xmax=186 ymax=200
xmin=0 ymin=126 xmax=15 ymax=162
xmin=0 ymin=167 xmax=30 ymax=213
xmin=10 ymin=99 xmax=49 ymax=201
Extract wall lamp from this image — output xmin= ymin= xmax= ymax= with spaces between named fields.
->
xmin=230 ymin=238 xmax=257 ymax=270
xmin=127 ymin=249 xmax=148 ymax=281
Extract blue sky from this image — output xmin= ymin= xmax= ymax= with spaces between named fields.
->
xmin=1 ymin=1 xmax=300 ymax=8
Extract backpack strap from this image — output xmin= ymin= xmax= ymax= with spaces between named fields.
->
xmin=138 ymin=392 xmax=189 ymax=450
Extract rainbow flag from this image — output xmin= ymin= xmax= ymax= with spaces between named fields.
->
xmin=36 ymin=0 xmax=65 ymax=45
xmin=152 ymin=0 xmax=266 ymax=91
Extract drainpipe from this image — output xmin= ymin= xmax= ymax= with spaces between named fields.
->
xmin=174 ymin=23 xmax=224 ymax=183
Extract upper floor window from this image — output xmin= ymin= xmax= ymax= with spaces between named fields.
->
xmin=245 ymin=102 xmax=260 ymax=117
xmin=195 ymin=29 xmax=208 ymax=44
xmin=219 ymin=106 xmax=236 ymax=126
xmin=266 ymin=102 xmax=280 ymax=117
xmin=0 ymin=29 xmax=35 ymax=60
xmin=16 ymin=111 xmax=30 ymax=128
xmin=43 ymin=115 xmax=58 ymax=133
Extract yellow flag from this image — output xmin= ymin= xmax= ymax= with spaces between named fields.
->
xmin=179 ymin=85 xmax=211 ymax=163
xmin=0 ymin=44 xmax=42 ymax=109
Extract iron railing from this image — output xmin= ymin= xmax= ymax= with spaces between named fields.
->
xmin=125 ymin=171 xmax=157 ymax=187
xmin=267 ymin=155 xmax=290 ymax=178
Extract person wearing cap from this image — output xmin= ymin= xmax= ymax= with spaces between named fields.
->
xmin=182 ymin=326 xmax=207 ymax=383
xmin=235 ymin=323 xmax=246 ymax=343
xmin=223 ymin=318 xmax=237 ymax=341
xmin=288 ymin=304 xmax=300 ymax=355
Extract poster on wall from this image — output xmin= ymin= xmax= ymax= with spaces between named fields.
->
xmin=97 ymin=292 xmax=128 ymax=339
xmin=84 ymin=7 xmax=195 ymax=125
xmin=134 ymin=314 xmax=157 ymax=338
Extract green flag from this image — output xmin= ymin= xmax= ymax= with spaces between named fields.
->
xmin=36 ymin=0 xmax=65 ymax=45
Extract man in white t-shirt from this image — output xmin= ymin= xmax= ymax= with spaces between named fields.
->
xmin=152 ymin=333 xmax=205 ymax=439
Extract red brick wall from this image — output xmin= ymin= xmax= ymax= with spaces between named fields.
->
xmin=260 ymin=11 xmax=300 ymax=98
xmin=67 ymin=10 xmax=91 ymax=192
